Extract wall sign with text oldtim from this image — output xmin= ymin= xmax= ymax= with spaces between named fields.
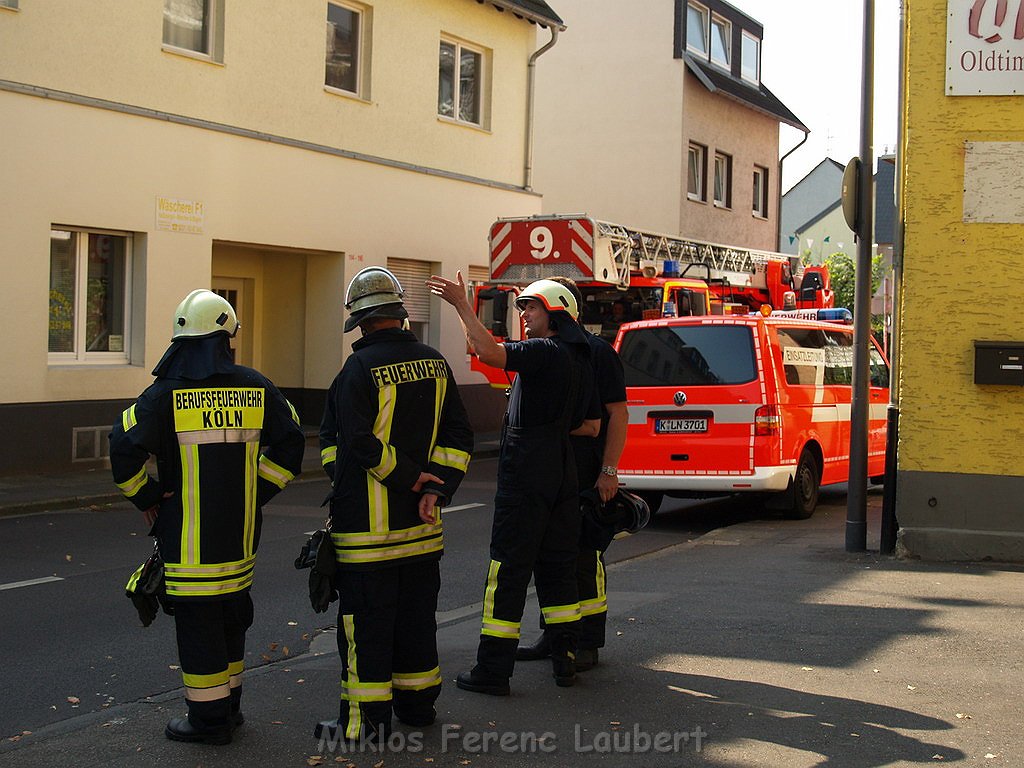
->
xmin=946 ymin=0 xmax=1024 ymax=95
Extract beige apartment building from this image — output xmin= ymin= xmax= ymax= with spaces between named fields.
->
xmin=0 ymin=0 xmax=563 ymax=473
xmin=532 ymin=0 xmax=805 ymax=250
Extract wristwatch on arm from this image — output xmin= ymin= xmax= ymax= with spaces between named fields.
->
xmin=600 ymin=466 xmax=618 ymax=477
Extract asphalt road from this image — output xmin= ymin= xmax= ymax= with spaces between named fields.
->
xmin=0 ymin=456 xmax=784 ymax=740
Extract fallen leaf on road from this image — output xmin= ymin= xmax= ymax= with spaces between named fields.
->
xmin=288 ymin=621 xmax=298 ymax=626
xmin=269 ymin=642 xmax=279 ymax=651
xmin=297 ymin=679 xmax=305 ymax=684
xmin=169 ymin=665 xmax=179 ymax=670
xmin=307 ymin=756 xmax=324 ymax=766
xmin=67 ymin=696 xmax=80 ymax=705
xmin=65 ymin=554 xmax=72 ymax=561
xmin=261 ymin=654 xmax=271 ymax=662
xmin=284 ymin=646 xmax=290 ymax=656
xmin=374 ymin=761 xmax=385 ymax=768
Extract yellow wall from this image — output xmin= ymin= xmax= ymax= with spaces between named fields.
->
xmin=0 ymin=0 xmax=533 ymax=185
xmin=900 ymin=0 xmax=1024 ymax=478
xmin=0 ymin=90 xmax=540 ymax=405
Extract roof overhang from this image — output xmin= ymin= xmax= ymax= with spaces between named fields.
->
xmin=477 ymin=0 xmax=566 ymax=30
xmin=684 ymin=55 xmax=808 ymax=133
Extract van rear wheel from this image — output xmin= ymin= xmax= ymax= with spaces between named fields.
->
xmin=785 ymin=449 xmax=820 ymax=520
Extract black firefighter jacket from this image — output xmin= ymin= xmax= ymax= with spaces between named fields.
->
xmin=319 ymin=328 xmax=473 ymax=571
xmin=110 ymin=368 xmax=305 ymax=600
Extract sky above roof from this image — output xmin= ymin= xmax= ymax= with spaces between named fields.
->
xmin=731 ymin=0 xmax=900 ymax=192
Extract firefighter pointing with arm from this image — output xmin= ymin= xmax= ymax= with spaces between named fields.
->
xmin=517 ymin=276 xmax=629 ymax=671
xmin=426 ymin=271 xmax=600 ymax=695
xmin=109 ymin=289 xmax=305 ymax=746
xmin=316 ymin=267 xmax=473 ymax=745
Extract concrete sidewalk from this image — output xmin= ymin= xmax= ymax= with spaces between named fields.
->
xmin=3 ymin=492 xmax=1022 ymax=767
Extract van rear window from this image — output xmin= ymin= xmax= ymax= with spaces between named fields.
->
xmin=618 ymin=325 xmax=757 ymax=386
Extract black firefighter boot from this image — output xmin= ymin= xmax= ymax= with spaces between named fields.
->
xmin=515 ymin=631 xmax=552 ymax=661
xmin=550 ymin=632 xmax=576 ymax=688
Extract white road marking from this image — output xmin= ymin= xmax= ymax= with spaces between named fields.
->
xmin=442 ymin=503 xmax=486 ymax=513
xmin=0 ymin=576 xmax=64 ymax=591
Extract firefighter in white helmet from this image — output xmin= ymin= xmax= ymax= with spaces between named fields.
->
xmin=110 ymin=289 xmax=305 ymax=745
xmin=516 ymin=275 xmax=630 ymax=672
xmin=426 ymin=272 xmax=600 ymax=694
xmin=316 ymin=266 xmax=473 ymax=744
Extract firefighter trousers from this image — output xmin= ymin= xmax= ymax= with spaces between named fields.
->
xmin=333 ymin=560 xmax=442 ymax=740
xmin=476 ymin=426 xmax=581 ymax=679
xmin=172 ymin=592 xmax=253 ymax=730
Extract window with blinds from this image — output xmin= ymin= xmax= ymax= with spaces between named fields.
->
xmin=387 ymin=258 xmax=432 ymax=323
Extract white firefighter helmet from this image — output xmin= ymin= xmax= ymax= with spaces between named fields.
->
xmin=172 ymin=289 xmax=239 ymax=339
xmin=344 ymin=266 xmax=408 ymax=332
xmin=514 ymin=279 xmax=579 ymax=320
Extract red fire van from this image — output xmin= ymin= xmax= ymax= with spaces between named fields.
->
xmin=613 ymin=309 xmax=889 ymax=518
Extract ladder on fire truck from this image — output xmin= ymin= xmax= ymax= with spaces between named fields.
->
xmin=592 ymin=218 xmax=800 ymax=290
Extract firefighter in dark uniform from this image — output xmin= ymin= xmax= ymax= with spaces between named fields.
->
xmin=426 ymin=273 xmax=600 ymax=695
xmin=517 ymin=276 xmax=629 ymax=671
xmin=315 ymin=267 xmax=473 ymax=744
xmin=109 ymin=289 xmax=305 ymax=745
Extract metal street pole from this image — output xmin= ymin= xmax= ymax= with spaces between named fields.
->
xmin=847 ymin=0 xmax=875 ymax=552
xmin=880 ymin=0 xmax=907 ymax=556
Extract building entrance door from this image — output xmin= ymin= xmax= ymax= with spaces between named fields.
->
xmin=212 ymin=277 xmax=247 ymax=365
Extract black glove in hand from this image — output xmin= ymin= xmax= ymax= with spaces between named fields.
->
xmin=130 ymin=591 xmax=159 ymax=627
xmin=309 ymin=571 xmax=338 ymax=613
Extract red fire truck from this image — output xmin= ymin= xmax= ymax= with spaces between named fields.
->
xmin=472 ymin=214 xmax=834 ymax=387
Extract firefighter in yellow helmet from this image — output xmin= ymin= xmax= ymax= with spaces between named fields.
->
xmin=110 ymin=289 xmax=305 ymax=745
xmin=316 ymin=267 xmax=473 ymax=744
xmin=426 ymin=273 xmax=600 ymax=694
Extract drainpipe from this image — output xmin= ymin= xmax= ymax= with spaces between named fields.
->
xmin=777 ymin=128 xmax=809 ymax=251
xmin=524 ymin=25 xmax=560 ymax=191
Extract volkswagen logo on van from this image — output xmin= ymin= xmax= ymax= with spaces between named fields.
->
xmin=673 ymin=391 xmax=687 ymax=407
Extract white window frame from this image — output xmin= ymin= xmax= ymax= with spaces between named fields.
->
xmin=710 ymin=15 xmax=731 ymax=68
xmin=688 ymin=142 xmax=707 ymax=202
xmin=162 ymin=0 xmax=225 ymax=63
xmin=753 ymin=165 xmax=769 ymax=218
xmin=713 ymin=151 xmax=732 ymax=208
xmin=325 ymin=1 xmax=368 ymax=98
xmin=741 ymin=31 xmax=761 ymax=84
xmin=48 ymin=227 xmax=134 ymax=365
xmin=685 ymin=2 xmax=709 ymax=56
xmin=438 ymin=37 xmax=487 ymax=128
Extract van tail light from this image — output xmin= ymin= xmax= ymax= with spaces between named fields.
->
xmin=754 ymin=404 xmax=781 ymax=435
